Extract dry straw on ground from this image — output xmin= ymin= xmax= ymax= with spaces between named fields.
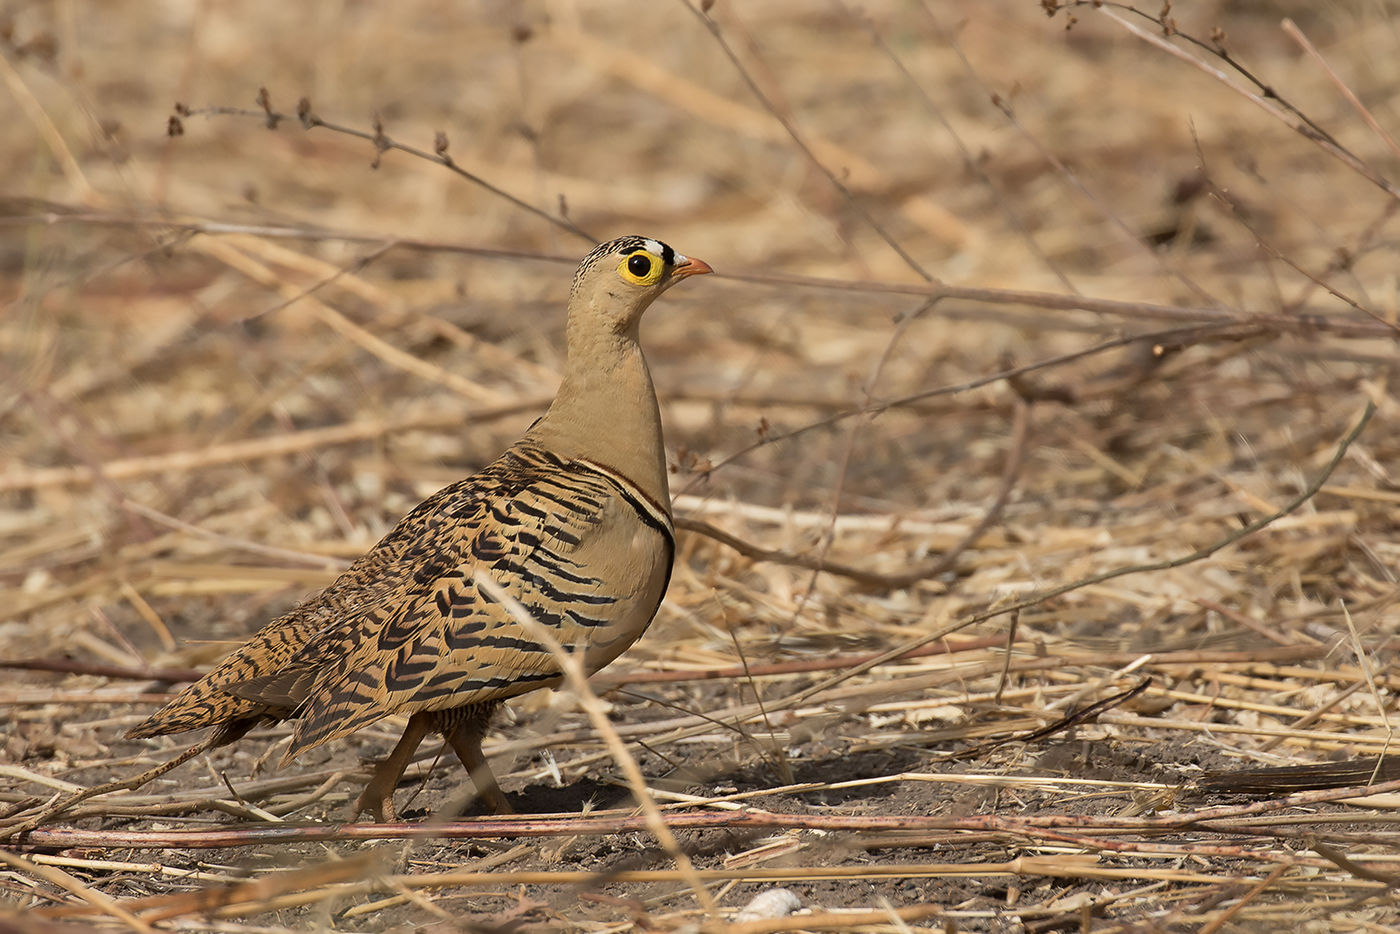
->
xmin=3 ymin=0 xmax=1400 ymax=931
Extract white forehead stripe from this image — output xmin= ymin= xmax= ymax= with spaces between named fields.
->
xmin=643 ymin=238 xmax=665 ymax=255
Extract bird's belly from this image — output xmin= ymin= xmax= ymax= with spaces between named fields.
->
xmin=575 ymin=522 xmax=671 ymax=675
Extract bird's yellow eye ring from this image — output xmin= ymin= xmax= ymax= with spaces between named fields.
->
xmin=618 ymin=250 xmax=663 ymax=285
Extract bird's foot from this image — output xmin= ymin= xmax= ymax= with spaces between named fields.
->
xmin=479 ymin=785 xmax=515 ymax=815
xmin=352 ymin=785 xmax=397 ymax=823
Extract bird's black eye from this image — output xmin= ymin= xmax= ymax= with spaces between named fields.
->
xmin=627 ymin=254 xmax=652 ymax=278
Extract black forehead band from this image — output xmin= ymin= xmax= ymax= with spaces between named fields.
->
xmin=584 ymin=236 xmax=676 ymax=268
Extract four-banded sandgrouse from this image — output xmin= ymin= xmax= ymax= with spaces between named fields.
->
xmin=126 ymin=236 xmax=712 ymax=820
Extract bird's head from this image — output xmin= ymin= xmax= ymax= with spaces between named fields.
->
xmin=568 ymin=235 xmax=712 ymax=333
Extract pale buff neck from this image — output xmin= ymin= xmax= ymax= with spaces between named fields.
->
xmin=523 ymin=310 xmax=671 ymax=514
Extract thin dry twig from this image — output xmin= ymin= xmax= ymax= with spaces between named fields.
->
xmin=176 ymin=94 xmax=594 ymax=242
xmin=953 ymin=677 xmax=1151 ymax=760
xmin=1086 ymin=3 xmax=1400 ymax=200
xmin=472 ymin=570 xmax=720 ymax=916
xmin=0 ymin=849 xmax=156 ymax=933
xmin=1279 ymin=19 xmax=1400 ymax=163
xmin=712 ymin=399 xmax=1377 ymax=733
xmin=0 ymin=736 xmax=221 ymax=841
xmin=21 ymin=771 xmax=1400 ymax=850
xmin=678 ymin=1 xmax=935 ymax=283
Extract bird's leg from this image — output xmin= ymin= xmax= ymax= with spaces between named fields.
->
xmin=445 ymin=716 xmax=512 ymax=814
xmin=354 ymin=712 xmax=432 ymax=822
xmin=0 ymin=734 xmax=219 ymax=841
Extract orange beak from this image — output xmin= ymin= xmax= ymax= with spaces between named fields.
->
xmin=669 ymin=256 xmax=714 ymax=280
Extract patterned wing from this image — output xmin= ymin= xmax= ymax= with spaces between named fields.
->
xmin=279 ymin=453 xmax=673 ymax=759
xmin=125 ymin=469 xmax=506 ymax=741
xmin=124 ymin=612 xmax=322 ymax=740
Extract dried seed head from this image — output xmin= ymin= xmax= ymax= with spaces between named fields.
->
xmin=297 ymin=96 xmax=319 ymax=128
xmin=256 ymin=87 xmax=280 ymax=129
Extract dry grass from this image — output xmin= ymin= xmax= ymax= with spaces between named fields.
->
xmin=3 ymin=0 xmax=1400 ymax=930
